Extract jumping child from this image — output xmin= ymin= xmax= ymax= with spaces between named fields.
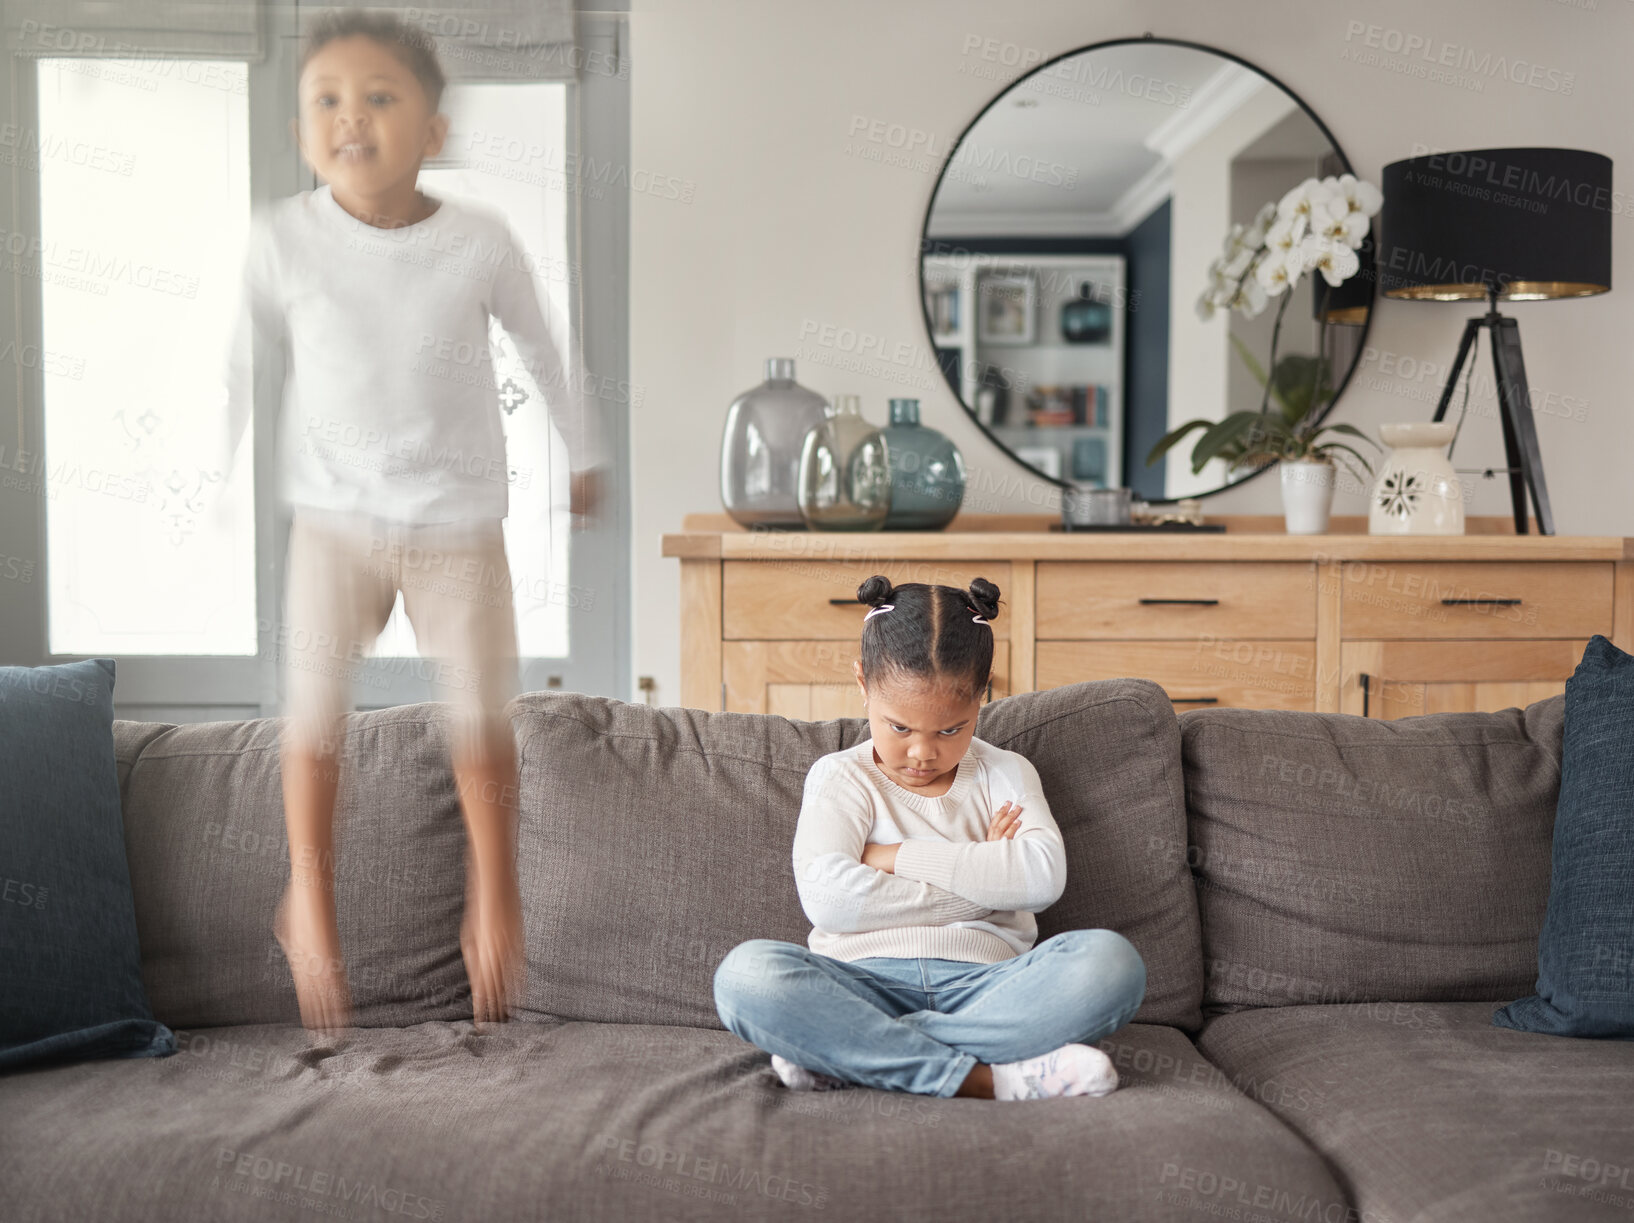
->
xmin=221 ymin=11 xmax=604 ymax=1030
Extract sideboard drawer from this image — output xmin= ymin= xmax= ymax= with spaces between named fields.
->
xmin=723 ymin=640 xmax=1012 ymax=714
xmin=1036 ymin=562 xmax=1316 ymax=639
xmin=1337 ymin=561 xmax=1612 ymax=640
xmin=1036 ymin=640 xmax=1317 ymax=711
xmin=722 ymin=560 xmax=1012 ymax=640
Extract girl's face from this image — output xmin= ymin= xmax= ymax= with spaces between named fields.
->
xmin=854 ymin=662 xmax=984 ymax=792
xmin=296 ymin=35 xmax=446 ymax=212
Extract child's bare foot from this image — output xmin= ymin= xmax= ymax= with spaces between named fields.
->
xmin=461 ymin=869 xmax=524 ymax=1024
xmin=275 ymin=881 xmax=352 ymax=1033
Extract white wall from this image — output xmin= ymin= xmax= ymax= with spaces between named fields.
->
xmin=628 ymin=0 xmax=1634 ymax=706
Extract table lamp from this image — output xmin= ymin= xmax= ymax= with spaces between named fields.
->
xmin=1379 ymin=148 xmax=1612 ymax=535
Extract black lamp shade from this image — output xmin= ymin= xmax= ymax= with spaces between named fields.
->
xmin=1380 ymin=148 xmax=1612 ymax=301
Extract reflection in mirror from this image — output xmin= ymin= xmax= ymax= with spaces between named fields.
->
xmin=921 ymin=41 xmax=1371 ymax=502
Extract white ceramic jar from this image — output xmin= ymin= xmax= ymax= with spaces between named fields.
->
xmin=1368 ymin=422 xmax=1464 ymax=535
xmin=1280 ymin=459 xmax=1337 ymax=534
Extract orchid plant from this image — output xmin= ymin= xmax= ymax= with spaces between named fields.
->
xmin=1147 ymin=174 xmax=1384 ymax=485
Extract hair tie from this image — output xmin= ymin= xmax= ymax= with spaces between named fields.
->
xmin=972 ymin=614 xmax=987 ymax=624
xmin=863 ymin=603 xmax=895 ymax=621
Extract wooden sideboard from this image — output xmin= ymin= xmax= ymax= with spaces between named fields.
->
xmin=661 ymin=513 xmax=1634 ymax=719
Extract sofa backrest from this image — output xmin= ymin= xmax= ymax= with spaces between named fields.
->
xmin=509 ymin=678 xmax=1204 ymax=1032
xmin=114 ymin=705 xmax=473 ymax=1028
xmin=1177 ymin=696 xmax=1565 ymax=1013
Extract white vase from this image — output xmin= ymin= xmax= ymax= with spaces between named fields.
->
xmin=1368 ymin=422 xmax=1464 ymax=536
xmin=1280 ymin=459 xmax=1336 ymax=534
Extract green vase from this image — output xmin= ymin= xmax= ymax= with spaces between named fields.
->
xmin=881 ymin=398 xmax=965 ymax=530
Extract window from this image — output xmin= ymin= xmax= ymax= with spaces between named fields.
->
xmin=37 ymin=57 xmax=255 ymax=654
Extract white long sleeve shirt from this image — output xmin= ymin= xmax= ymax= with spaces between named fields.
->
xmin=217 ymin=183 xmax=604 ymax=524
xmin=791 ymin=737 xmax=1068 ymax=964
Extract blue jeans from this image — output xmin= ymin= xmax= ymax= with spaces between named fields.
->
xmin=712 ymin=929 xmax=1147 ymax=1097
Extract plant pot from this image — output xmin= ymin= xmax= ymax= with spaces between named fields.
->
xmin=1281 ymin=459 xmax=1336 ymax=534
xmin=1368 ymin=422 xmax=1464 ymax=536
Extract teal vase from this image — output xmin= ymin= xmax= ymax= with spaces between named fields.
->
xmin=881 ymin=398 xmax=965 ymax=530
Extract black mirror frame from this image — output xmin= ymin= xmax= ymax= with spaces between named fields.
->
xmin=917 ymin=33 xmax=1377 ymax=504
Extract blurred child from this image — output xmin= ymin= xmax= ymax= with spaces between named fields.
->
xmin=713 ymin=576 xmax=1146 ymax=1099
xmin=220 ymin=10 xmax=604 ymax=1030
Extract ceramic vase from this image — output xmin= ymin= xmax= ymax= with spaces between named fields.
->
xmin=1280 ymin=459 xmax=1337 ymax=534
xmin=720 ymin=357 xmax=830 ymax=529
xmin=1368 ymin=422 xmax=1465 ymax=536
xmin=796 ymin=394 xmax=891 ymax=531
xmin=880 ymin=398 xmax=966 ymax=530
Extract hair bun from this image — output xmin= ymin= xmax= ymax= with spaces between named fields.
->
xmin=966 ymin=577 xmax=1001 ymax=621
xmin=856 ymin=574 xmax=896 ymax=607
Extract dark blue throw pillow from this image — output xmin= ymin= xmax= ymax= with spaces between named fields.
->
xmin=1493 ymin=635 xmax=1634 ymax=1039
xmin=0 ymin=658 xmax=175 ymax=1068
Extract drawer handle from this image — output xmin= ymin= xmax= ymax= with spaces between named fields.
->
xmin=1170 ymin=697 xmax=1219 ymax=705
xmin=1139 ymin=598 xmax=1220 ymax=606
xmin=1439 ymin=597 xmax=1521 ymax=606
xmin=829 ymin=597 xmax=863 ymax=605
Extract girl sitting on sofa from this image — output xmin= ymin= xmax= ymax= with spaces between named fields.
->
xmin=712 ymin=574 xmax=1147 ymax=1100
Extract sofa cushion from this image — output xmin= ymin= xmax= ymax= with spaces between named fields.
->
xmin=116 ymin=704 xmax=473 ymax=1028
xmin=1495 ymin=636 xmax=1634 ymax=1038
xmin=0 ymin=659 xmax=175 ymax=1068
xmin=1178 ymin=696 xmax=1564 ymax=1011
xmin=0 ymin=1018 xmax=1345 ymax=1223
xmin=1195 ymin=1001 xmax=1634 ymax=1223
xmin=510 ymin=679 xmax=1203 ymax=1032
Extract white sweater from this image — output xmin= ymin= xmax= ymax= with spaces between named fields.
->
xmin=217 ymin=184 xmax=604 ymax=524
xmin=791 ymin=737 xmax=1068 ymax=964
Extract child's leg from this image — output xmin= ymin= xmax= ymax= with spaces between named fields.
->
xmin=276 ymin=509 xmax=396 ymax=1032
xmin=397 ymin=516 xmax=523 ymax=1025
xmin=909 ymin=928 xmax=1148 ymax=1066
xmin=713 ymin=941 xmax=980 ymax=1098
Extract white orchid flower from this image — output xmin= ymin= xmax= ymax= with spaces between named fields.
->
xmin=1255 ymin=247 xmax=1300 ymax=296
xmin=1231 ymin=273 xmax=1270 ymax=318
xmin=1220 ymin=222 xmax=1248 ymax=259
xmin=1196 ymin=287 xmax=1218 ymax=321
xmin=1315 ymin=207 xmax=1371 ymax=249
xmin=1266 ymin=211 xmax=1308 ymax=257
xmin=1301 ymin=234 xmax=1360 ymax=286
xmin=1276 ymin=177 xmax=1324 ymax=220
xmin=1336 ymin=173 xmax=1384 ymax=217
xmin=1221 ymin=243 xmax=1256 ymax=280
xmin=1243 ymin=201 xmax=1278 ymax=248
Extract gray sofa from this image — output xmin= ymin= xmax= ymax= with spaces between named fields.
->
xmin=2 ymin=678 xmax=1630 ymax=1222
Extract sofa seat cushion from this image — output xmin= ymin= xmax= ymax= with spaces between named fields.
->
xmin=0 ymin=1018 xmax=1344 ymax=1223
xmin=1195 ymin=1001 xmax=1634 ymax=1223
xmin=1178 ymin=697 xmax=1565 ymax=1012
xmin=509 ymin=678 xmax=1203 ymax=1033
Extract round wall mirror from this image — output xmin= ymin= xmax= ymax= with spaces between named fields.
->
xmin=920 ymin=37 xmax=1374 ymax=503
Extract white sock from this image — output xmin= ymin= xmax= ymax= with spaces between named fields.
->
xmin=770 ymin=1053 xmax=850 ymax=1092
xmin=990 ymin=1043 xmax=1119 ymax=1101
